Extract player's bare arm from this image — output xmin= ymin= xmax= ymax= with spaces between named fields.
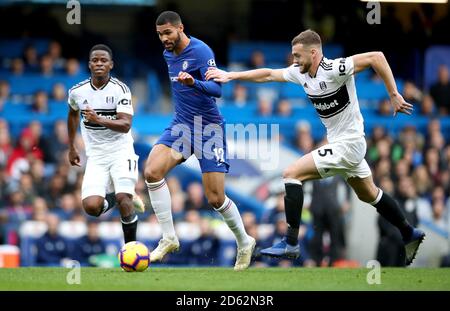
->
xmin=205 ymin=67 xmax=286 ymax=83
xmin=352 ymin=52 xmax=413 ymax=116
xmin=84 ymin=106 xmax=132 ymax=133
xmin=67 ymin=107 xmax=81 ymax=167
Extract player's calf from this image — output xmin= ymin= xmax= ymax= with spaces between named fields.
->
xmin=117 ymin=194 xmax=138 ymax=243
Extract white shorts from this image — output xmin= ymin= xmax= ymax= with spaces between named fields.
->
xmin=81 ymin=152 xmax=139 ymax=200
xmin=311 ymin=137 xmax=372 ymax=180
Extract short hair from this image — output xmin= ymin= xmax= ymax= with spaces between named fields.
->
xmin=291 ymin=29 xmax=322 ymax=47
xmin=89 ymin=44 xmax=113 ymax=60
xmin=156 ymin=11 xmax=182 ymax=26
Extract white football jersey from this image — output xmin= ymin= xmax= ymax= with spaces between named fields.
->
xmin=283 ymin=57 xmax=364 ymax=143
xmin=68 ymin=77 xmax=134 ymax=157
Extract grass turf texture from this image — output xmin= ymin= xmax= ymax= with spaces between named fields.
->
xmin=1 ymin=267 xmax=449 ymax=291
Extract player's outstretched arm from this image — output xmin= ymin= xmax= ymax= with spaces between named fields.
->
xmin=352 ymin=52 xmax=413 ymax=116
xmin=67 ymin=107 xmax=81 ymax=167
xmin=205 ymin=67 xmax=286 ymax=83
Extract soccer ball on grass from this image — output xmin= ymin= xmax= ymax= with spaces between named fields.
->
xmin=118 ymin=241 xmax=150 ymax=272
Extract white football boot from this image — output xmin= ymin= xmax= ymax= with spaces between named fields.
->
xmin=234 ymin=236 xmax=256 ymax=271
xmin=150 ymin=236 xmax=180 ymax=262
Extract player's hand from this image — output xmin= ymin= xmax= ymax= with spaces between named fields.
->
xmin=68 ymin=148 xmax=81 ymax=167
xmin=177 ymin=71 xmax=195 ymax=86
xmin=205 ymin=67 xmax=231 ymax=83
xmin=84 ymin=106 xmax=100 ymax=123
xmin=390 ymin=93 xmax=413 ymax=116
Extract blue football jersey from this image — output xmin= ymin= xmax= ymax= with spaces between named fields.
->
xmin=164 ymin=36 xmax=223 ymax=127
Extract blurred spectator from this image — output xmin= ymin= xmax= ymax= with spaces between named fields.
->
xmin=66 ymin=58 xmax=81 ymax=76
xmin=6 ymin=127 xmax=44 ymax=179
xmin=412 ymin=165 xmax=432 ymax=197
xmin=374 ymin=158 xmax=392 ymax=182
xmin=19 ymin=173 xmax=37 ymax=205
xmin=431 ymin=191 xmax=447 ymax=232
xmin=51 ymin=83 xmax=67 ymax=102
xmin=398 ymin=126 xmax=424 ymax=168
xmin=262 ymin=192 xmax=286 ymax=224
xmin=189 ymin=218 xmax=219 ymax=266
xmin=276 ymin=99 xmax=292 ymax=117
xmin=10 ymin=58 xmax=25 ymax=76
xmin=184 ymin=209 xmax=201 ymax=224
xmin=31 ymin=91 xmax=49 ymax=114
xmin=43 ymin=173 xmax=69 ymax=209
xmin=295 ymin=121 xmax=314 ymax=155
xmin=47 ymin=41 xmax=66 ymax=71
xmin=377 ymin=98 xmax=392 ymax=116
xmin=31 ymin=197 xmax=48 ymax=222
xmin=256 ymin=98 xmax=273 ymax=117
xmin=308 ymin=176 xmax=349 ymax=267
xmin=394 ymin=159 xmax=411 ymax=182
xmin=40 ymin=54 xmax=54 ymax=76
xmin=430 ymin=65 xmax=450 ymax=115
xmin=420 ymin=94 xmax=435 ymax=116
xmin=248 ymin=50 xmax=266 ymax=69
xmin=0 ymin=166 xmax=8 ymax=209
xmin=5 ymin=190 xmax=32 ymax=225
xmin=171 ymin=190 xmax=186 ymax=222
xmin=241 ymin=211 xmax=257 ymax=230
xmin=425 ymin=147 xmax=442 ymax=185
xmin=23 ymin=45 xmax=39 ymax=72
xmin=233 ymin=83 xmax=249 ymax=107
xmin=53 ymin=193 xmax=78 ymax=220
xmin=0 ymin=80 xmax=11 ymax=110
xmin=35 ymin=213 xmax=69 ymax=266
xmin=45 ymin=120 xmax=69 ymax=164
xmin=0 ymin=122 xmax=13 ymax=167
xmin=29 ymin=159 xmax=46 ymax=196
xmin=72 ymin=221 xmax=106 ymax=266
xmin=402 ymin=81 xmax=422 ymax=107
xmin=185 ymin=182 xmax=209 ymax=214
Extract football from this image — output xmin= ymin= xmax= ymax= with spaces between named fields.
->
xmin=118 ymin=241 xmax=150 ymax=272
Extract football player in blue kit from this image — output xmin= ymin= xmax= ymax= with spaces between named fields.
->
xmin=144 ymin=11 xmax=255 ymax=271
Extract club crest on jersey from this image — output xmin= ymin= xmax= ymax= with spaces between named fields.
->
xmin=207 ymin=59 xmax=216 ymax=67
xmin=319 ymin=81 xmax=327 ymax=91
xmin=105 ymin=96 xmax=114 ymax=104
xmin=182 ymin=61 xmax=188 ymax=71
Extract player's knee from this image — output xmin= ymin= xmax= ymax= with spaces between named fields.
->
xmin=282 ymin=166 xmax=297 ymax=180
xmin=83 ymin=202 xmax=102 ymax=217
xmin=144 ymin=165 xmax=164 ymax=182
xmin=207 ymin=193 xmax=225 ymax=209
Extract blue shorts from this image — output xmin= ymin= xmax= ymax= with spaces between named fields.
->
xmin=156 ymin=122 xmax=230 ymax=173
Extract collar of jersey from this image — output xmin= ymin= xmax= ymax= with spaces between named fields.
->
xmin=90 ymin=77 xmax=111 ymax=91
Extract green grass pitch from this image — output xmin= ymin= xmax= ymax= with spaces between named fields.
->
xmin=1 ymin=267 xmax=450 ymax=291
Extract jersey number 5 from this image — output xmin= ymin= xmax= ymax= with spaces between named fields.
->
xmin=318 ymin=148 xmax=333 ymax=157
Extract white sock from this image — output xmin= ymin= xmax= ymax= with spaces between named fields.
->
xmin=146 ymin=179 xmax=176 ymax=240
xmin=216 ymin=196 xmax=250 ymax=248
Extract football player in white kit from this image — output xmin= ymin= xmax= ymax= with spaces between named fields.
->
xmin=206 ymin=30 xmax=425 ymax=266
xmin=67 ymin=44 xmax=144 ymax=243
